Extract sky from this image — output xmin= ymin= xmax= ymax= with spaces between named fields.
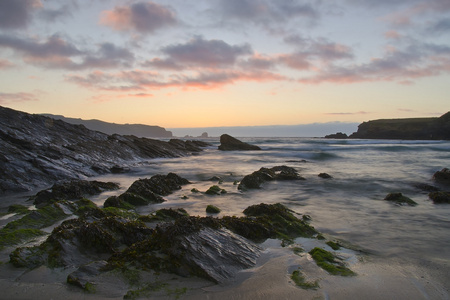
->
xmin=0 ymin=0 xmax=449 ymax=132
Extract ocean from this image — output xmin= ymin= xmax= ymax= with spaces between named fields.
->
xmin=92 ymin=137 xmax=450 ymax=267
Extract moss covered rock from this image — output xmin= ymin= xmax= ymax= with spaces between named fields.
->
xmin=429 ymin=191 xmax=450 ymax=204
xmin=309 ymin=247 xmax=356 ymax=276
xmin=384 ymin=193 xmax=417 ymax=206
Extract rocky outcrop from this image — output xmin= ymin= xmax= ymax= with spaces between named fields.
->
xmin=348 ymin=112 xmax=450 ymax=140
xmin=104 ymin=173 xmax=190 ymax=208
xmin=0 ymin=106 xmax=209 ymax=195
xmin=10 ymin=202 xmax=316 ymax=286
xmin=324 ymin=132 xmax=348 ymax=139
xmin=238 ymin=166 xmax=305 ymax=190
xmin=218 ymin=134 xmax=261 ymax=151
xmin=31 ymin=180 xmax=119 ymax=208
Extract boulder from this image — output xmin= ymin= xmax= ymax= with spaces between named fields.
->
xmin=104 ymin=173 xmax=190 ymax=208
xmin=433 ymin=168 xmax=450 ymax=185
xmin=428 ymin=191 xmax=450 ymax=204
xmin=238 ymin=166 xmax=305 ymax=190
xmin=384 ymin=193 xmax=417 ymax=206
xmin=218 ymin=134 xmax=261 ymax=151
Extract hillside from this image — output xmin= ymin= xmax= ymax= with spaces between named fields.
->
xmin=348 ymin=112 xmax=450 ymax=140
xmin=42 ymin=114 xmax=172 ymax=138
xmin=0 ymin=106 xmax=207 ymax=194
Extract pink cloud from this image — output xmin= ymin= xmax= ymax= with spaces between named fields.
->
xmin=0 ymin=59 xmax=14 ymax=69
xmin=0 ymin=92 xmax=39 ymax=104
xmin=100 ymin=2 xmax=176 ymax=34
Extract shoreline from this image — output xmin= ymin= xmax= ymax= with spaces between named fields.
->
xmin=0 ymin=243 xmax=448 ymax=300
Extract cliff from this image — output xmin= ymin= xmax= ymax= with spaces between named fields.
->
xmin=348 ymin=112 xmax=450 ymax=140
xmin=0 ymin=106 xmax=207 ymax=195
xmin=41 ymin=114 xmax=172 ymax=138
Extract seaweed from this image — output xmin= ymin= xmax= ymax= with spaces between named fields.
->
xmin=309 ymin=247 xmax=356 ymax=276
xmin=291 ymin=269 xmax=319 ymax=290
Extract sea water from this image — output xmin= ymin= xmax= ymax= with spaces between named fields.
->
xmin=90 ymin=137 xmax=450 ymax=271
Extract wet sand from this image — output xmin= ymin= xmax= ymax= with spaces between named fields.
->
xmin=1 ymin=241 xmax=448 ymax=300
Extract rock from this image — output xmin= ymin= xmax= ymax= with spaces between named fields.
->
xmin=104 ymin=173 xmax=190 ymax=208
xmin=205 ymin=185 xmax=226 ymax=195
xmin=0 ymin=106 xmax=208 ymax=195
xmin=318 ymin=173 xmax=332 ymax=179
xmin=206 ymin=205 xmax=221 ymax=214
xmin=238 ymin=166 xmax=305 ymax=190
xmin=67 ymin=260 xmax=108 ymax=291
xmin=324 ymin=132 xmax=348 ymax=139
xmin=384 ymin=193 xmax=417 ymax=206
xmin=433 ymin=168 xmax=450 ymax=185
xmin=428 ymin=191 xmax=450 ymax=204
xmin=32 ymin=180 xmax=119 ymax=207
xmin=218 ymin=134 xmax=261 ymax=151
xmin=412 ymin=183 xmax=440 ymax=192
xmin=207 ymin=176 xmax=223 ymax=182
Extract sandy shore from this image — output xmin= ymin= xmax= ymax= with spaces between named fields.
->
xmin=1 ymin=241 xmax=448 ymax=300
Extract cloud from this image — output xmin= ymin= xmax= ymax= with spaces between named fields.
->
xmin=427 ymin=18 xmax=450 ymax=34
xmin=0 ymin=59 xmax=15 ymax=69
xmin=280 ymin=35 xmax=354 ymax=70
xmin=144 ymin=36 xmax=252 ymax=70
xmin=297 ymin=41 xmax=450 ymax=84
xmin=217 ymin=0 xmax=319 ymax=25
xmin=100 ymin=1 xmax=176 ymax=34
xmin=67 ymin=68 xmax=285 ymax=92
xmin=38 ymin=2 xmax=76 ymax=22
xmin=0 ymin=34 xmax=134 ymax=70
xmin=0 ymin=92 xmax=39 ymax=104
xmin=0 ymin=0 xmax=41 ymax=29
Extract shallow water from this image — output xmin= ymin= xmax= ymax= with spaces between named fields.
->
xmin=89 ymin=138 xmax=450 ymax=266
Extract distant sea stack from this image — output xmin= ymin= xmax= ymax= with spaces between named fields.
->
xmin=326 ymin=112 xmax=450 ymax=140
xmin=42 ymin=114 xmax=172 ymax=138
xmin=218 ymin=134 xmax=261 ymax=151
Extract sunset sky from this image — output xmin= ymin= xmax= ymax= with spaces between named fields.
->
xmin=0 ymin=0 xmax=449 ymax=129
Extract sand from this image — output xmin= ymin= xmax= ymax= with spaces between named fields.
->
xmin=1 ymin=241 xmax=448 ymax=300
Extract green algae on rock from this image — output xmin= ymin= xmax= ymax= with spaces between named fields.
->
xmin=309 ymin=247 xmax=356 ymax=276
xmin=384 ymin=193 xmax=417 ymax=206
xmin=205 ymin=185 xmax=227 ymax=195
xmin=206 ymin=205 xmax=221 ymax=214
xmin=291 ymin=269 xmax=320 ymax=290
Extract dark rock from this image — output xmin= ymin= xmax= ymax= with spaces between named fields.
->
xmin=324 ymin=132 xmax=348 ymax=139
xmin=218 ymin=134 xmax=261 ymax=151
xmin=318 ymin=173 xmax=333 ymax=179
xmin=433 ymin=168 xmax=450 ymax=185
xmin=67 ymin=260 xmax=108 ymax=291
xmin=384 ymin=193 xmax=417 ymax=206
xmin=110 ymin=165 xmax=130 ymax=174
xmin=32 ymin=180 xmax=119 ymax=207
xmin=428 ymin=191 xmax=450 ymax=204
xmin=103 ymin=173 xmax=190 ymax=208
xmin=0 ymin=106 xmax=208 ymax=195
xmin=207 ymin=176 xmax=223 ymax=182
xmin=412 ymin=183 xmax=440 ymax=192
xmin=238 ymin=166 xmax=305 ymax=190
